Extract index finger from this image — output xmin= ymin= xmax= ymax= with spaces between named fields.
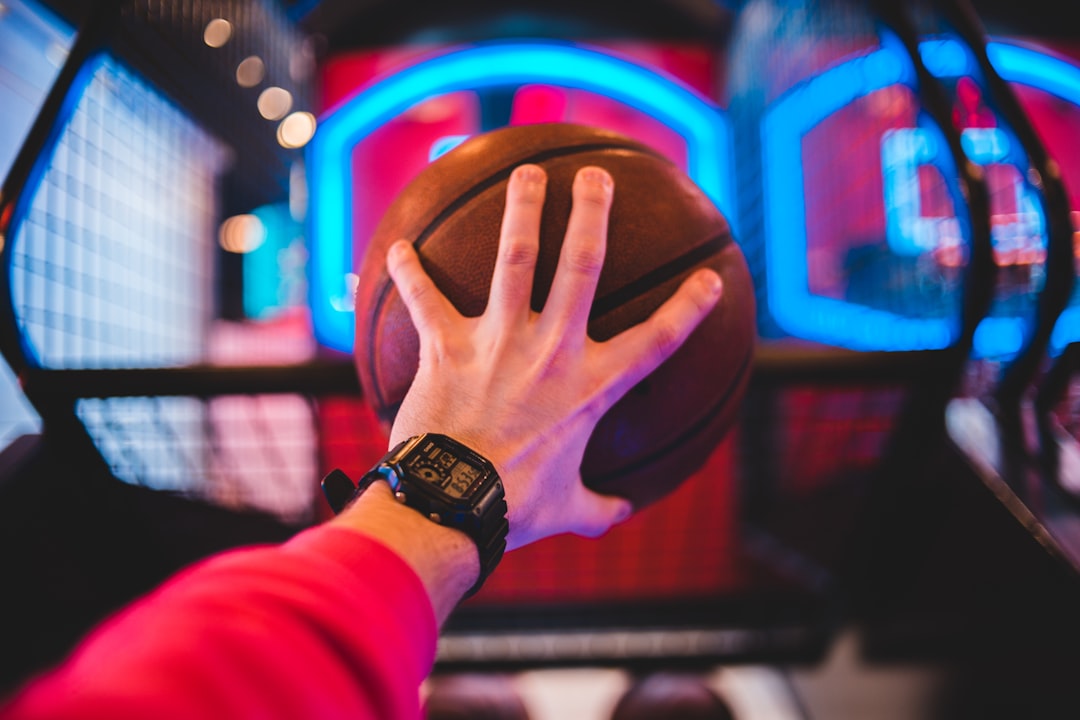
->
xmin=386 ymin=240 xmax=458 ymax=337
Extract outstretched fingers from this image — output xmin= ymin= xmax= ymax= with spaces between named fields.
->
xmin=598 ymin=268 xmax=724 ymax=403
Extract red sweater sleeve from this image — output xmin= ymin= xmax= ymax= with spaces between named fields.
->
xmin=0 ymin=526 xmax=438 ymax=720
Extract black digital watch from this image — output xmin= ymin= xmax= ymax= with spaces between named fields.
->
xmin=321 ymin=433 xmax=509 ymax=598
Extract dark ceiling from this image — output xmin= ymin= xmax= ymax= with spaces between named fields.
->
xmin=287 ymin=0 xmax=1078 ymax=52
xmin=289 ymin=0 xmax=735 ymax=49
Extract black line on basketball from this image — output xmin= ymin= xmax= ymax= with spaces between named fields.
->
xmin=589 ymin=235 xmax=728 ymax=323
xmin=411 ymin=143 xmax=667 ymax=252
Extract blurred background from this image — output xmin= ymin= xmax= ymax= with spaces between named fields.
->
xmin=3 ymin=0 xmax=1080 ymax=717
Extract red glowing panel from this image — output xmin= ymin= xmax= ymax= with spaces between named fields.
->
xmin=508 ymin=84 xmax=688 ymax=169
xmin=349 ymin=92 xmax=481 ymax=264
xmin=470 ymin=433 xmax=743 ymax=604
xmin=801 ymin=85 xmax=923 ymax=301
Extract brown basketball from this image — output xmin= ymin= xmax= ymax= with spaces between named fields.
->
xmin=355 ymin=123 xmax=755 ymax=510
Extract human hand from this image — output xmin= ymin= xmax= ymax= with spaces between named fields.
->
xmin=386 ymin=164 xmax=724 ymax=551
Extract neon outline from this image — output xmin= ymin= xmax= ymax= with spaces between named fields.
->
xmin=762 ymin=40 xmax=1080 ymax=355
xmin=307 ymin=41 xmax=733 ymax=353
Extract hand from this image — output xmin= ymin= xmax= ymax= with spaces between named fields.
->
xmin=386 ymin=164 xmax=724 ymax=551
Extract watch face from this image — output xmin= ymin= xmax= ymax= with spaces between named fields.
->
xmin=405 ymin=438 xmax=483 ymax=499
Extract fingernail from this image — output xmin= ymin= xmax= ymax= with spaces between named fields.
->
xmin=702 ymin=270 xmax=723 ymax=298
xmin=579 ymin=166 xmax=613 ymax=191
xmin=388 ymin=240 xmax=411 ymax=262
xmin=514 ymin=164 xmax=545 ymax=184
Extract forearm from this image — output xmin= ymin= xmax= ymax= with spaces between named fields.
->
xmin=329 ymin=480 xmax=480 ymax=624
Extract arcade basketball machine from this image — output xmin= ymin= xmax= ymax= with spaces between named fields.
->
xmin=3 ymin=0 xmax=1080 ymax=716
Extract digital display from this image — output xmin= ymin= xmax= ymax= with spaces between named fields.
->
xmin=406 ymin=438 xmax=481 ymax=499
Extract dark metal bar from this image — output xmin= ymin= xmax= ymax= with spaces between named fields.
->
xmin=21 ymin=359 xmax=363 ymax=400
xmin=848 ymin=0 xmax=1001 ymax=628
xmin=865 ymin=1 xmax=996 ymax=465
xmin=871 ymin=2 xmax=997 ymax=361
xmin=16 ymin=344 xmax=955 ymax=402
xmin=750 ymin=345 xmax=952 ymax=385
xmin=933 ymin=0 xmax=1077 ymax=494
xmin=937 ymin=0 xmax=1077 ymax=414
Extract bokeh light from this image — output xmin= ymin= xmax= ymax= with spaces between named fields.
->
xmin=258 ymin=86 xmax=293 ymax=120
xmin=277 ymin=111 xmax=316 ymax=149
xmin=236 ymin=56 xmax=265 ymax=88
xmin=203 ymin=18 xmax=232 ymax=48
xmin=219 ymin=214 xmax=267 ymax=253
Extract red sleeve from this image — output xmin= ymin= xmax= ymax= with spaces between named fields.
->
xmin=0 ymin=526 xmax=438 ymax=720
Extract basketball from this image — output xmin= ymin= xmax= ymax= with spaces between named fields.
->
xmin=354 ymin=123 xmax=755 ymax=509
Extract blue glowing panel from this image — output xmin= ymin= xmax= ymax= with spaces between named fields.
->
xmin=762 ymin=40 xmax=1080 ymax=356
xmin=11 ymin=53 xmax=226 ymax=368
xmin=880 ymin=127 xmax=955 ymax=257
xmin=308 ymin=41 xmax=732 ymax=353
xmin=428 ymin=134 xmax=471 ymax=162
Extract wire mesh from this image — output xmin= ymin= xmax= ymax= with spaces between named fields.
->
xmin=77 ymin=393 xmax=318 ymax=523
xmin=10 ymin=54 xmax=225 ymax=370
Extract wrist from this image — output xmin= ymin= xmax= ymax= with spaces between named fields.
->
xmin=327 ymin=434 xmax=508 ymax=592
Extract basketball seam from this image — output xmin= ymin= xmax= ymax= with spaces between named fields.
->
xmin=365 ymin=141 xmax=671 ymax=410
xmin=412 ymin=142 xmax=668 ymax=251
xmin=584 ymin=341 xmax=755 ymax=491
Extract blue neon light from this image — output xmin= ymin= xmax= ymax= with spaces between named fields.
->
xmin=919 ymin=38 xmax=973 ymax=78
xmin=881 ymin=128 xmax=948 ymax=256
xmin=883 ymin=126 xmax=1040 ymax=259
xmin=429 ymin=134 xmax=471 ymax=162
xmin=762 ymin=40 xmax=1080 ymax=356
xmin=308 ymin=41 xmax=733 ymax=353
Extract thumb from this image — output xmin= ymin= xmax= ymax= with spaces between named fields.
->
xmin=568 ymin=486 xmax=635 ymax=538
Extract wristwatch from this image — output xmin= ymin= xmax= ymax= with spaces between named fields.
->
xmin=321 ymin=433 xmax=509 ymax=598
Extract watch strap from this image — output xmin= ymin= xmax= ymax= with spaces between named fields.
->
xmin=320 ymin=435 xmax=508 ymax=600
xmin=462 ymin=485 xmax=508 ymax=598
